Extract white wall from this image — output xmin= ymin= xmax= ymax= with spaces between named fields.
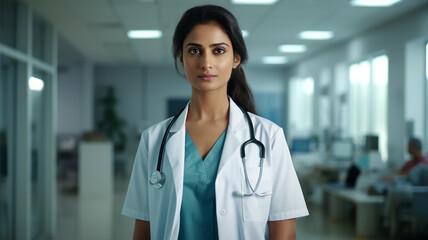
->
xmin=284 ymin=7 xmax=428 ymax=166
xmin=246 ymin=66 xmax=286 ymax=94
xmin=145 ymin=66 xmax=191 ymax=125
xmin=57 ymin=36 xmax=94 ymax=135
xmin=57 ymin=63 xmax=84 ymax=134
xmin=57 ymin=60 xmax=94 ymax=135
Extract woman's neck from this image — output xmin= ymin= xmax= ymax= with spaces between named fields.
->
xmin=188 ymin=91 xmax=229 ymax=121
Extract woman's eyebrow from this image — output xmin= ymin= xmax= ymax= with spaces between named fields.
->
xmin=184 ymin=43 xmax=202 ymax=48
xmin=210 ymin=42 xmax=230 ymax=47
xmin=184 ymin=42 xmax=230 ymax=48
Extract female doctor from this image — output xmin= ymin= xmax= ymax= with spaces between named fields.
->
xmin=122 ymin=5 xmax=308 ymax=240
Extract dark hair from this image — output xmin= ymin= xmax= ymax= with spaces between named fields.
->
xmin=409 ymin=138 xmax=422 ymax=150
xmin=172 ymin=5 xmax=256 ymax=114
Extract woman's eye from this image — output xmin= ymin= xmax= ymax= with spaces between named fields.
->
xmin=189 ymin=48 xmax=200 ymax=55
xmin=214 ymin=48 xmax=225 ymax=54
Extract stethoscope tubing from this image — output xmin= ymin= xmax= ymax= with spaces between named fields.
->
xmin=156 ymin=107 xmax=185 ymax=172
xmin=150 ymin=104 xmax=272 ymax=197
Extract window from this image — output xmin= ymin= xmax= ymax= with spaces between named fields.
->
xmin=349 ymin=55 xmax=388 ymax=160
xmin=349 ymin=60 xmax=370 ymax=141
xmin=426 ymin=42 xmax=428 ymax=146
xmin=426 ymin=43 xmax=428 ymax=81
xmin=288 ymin=77 xmax=314 ymax=136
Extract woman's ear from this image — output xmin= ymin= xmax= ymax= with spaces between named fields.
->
xmin=233 ymin=54 xmax=241 ymax=69
xmin=179 ymin=53 xmax=184 ymax=67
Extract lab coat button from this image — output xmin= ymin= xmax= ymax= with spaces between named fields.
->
xmin=220 ymin=209 xmax=227 ymax=216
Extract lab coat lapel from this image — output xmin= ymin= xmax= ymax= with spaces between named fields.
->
xmin=163 ymin=99 xmax=246 ymax=187
xmin=217 ymin=98 xmax=247 ymax=174
xmin=165 ymin=104 xmax=189 ymax=195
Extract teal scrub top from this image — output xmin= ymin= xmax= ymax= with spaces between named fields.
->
xmin=178 ymin=130 xmax=227 ymax=240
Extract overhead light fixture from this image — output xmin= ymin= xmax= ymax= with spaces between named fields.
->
xmin=350 ymin=0 xmax=401 ymax=7
xmin=279 ymin=44 xmax=307 ymax=53
xmin=127 ymin=30 xmax=162 ymax=39
xmin=232 ymin=0 xmax=277 ymax=5
xmin=262 ymin=56 xmax=288 ymax=64
xmin=299 ymin=31 xmax=334 ymax=40
xmin=241 ymin=30 xmax=249 ymax=38
xmin=29 ymin=77 xmax=44 ymax=91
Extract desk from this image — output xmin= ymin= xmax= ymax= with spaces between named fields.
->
xmin=315 ymin=160 xmax=352 ymax=182
xmin=324 ymin=185 xmax=385 ymax=238
xmin=78 ymin=141 xmax=113 ymax=240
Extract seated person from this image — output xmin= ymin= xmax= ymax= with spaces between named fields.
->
xmin=383 ymin=163 xmax=428 ymax=237
xmin=397 ymin=138 xmax=428 ymax=175
xmin=370 ymin=138 xmax=428 ymax=194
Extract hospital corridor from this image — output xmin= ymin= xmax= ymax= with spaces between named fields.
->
xmin=1 ymin=0 xmax=428 ymax=239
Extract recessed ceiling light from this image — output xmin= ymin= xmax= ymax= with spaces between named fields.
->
xmin=232 ymin=0 xmax=277 ymax=5
xmin=29 ymin=77 xmax=44 ymax=91
xmin=299 ymin=31 xmax=334 ymax=40
xmin=127 ymin=30 xmax=162 ymax=39
xmin=279 ymin=44 xmax=307 ymax=53
xmin=242 ymin=30 xmax=249 ymax=38
xmin=350 ymin=0 xmax=401 ymax=7
xmin=262 ymin=56 xmax=288 ymax=64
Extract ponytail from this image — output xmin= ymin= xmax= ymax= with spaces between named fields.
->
xmin=228 ymin=67 xmax=257 ymax=114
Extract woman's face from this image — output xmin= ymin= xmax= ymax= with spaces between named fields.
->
xmin=180 ymin=21 xmax=241 ymax=94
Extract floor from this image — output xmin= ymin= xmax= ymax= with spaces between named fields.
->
xmin=56 ymin=176 xmax=391 ymax=240
xmin=57 ymin=178 xmax=134 ymax=240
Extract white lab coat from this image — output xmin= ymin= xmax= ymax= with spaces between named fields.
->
xmin=122 ymin=98 xmax=308 ymax=239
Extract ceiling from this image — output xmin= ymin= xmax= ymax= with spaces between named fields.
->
xmin=24 ymin=0 xmax=428 ymax=67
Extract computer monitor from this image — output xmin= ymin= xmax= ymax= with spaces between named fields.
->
xmin=331 ymin=140 xmax=353 ymax=160
xmin=365 ymin=135 xmax=379 ymax=152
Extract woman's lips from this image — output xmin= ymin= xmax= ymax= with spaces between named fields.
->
xmin=199 ymin=74 xmax=216 ymax=81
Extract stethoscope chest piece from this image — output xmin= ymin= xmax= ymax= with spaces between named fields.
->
xmin=150 ymin=171 xmax=165 ymax=189
xmin=150 ymin=104 xmax=271 ymax=196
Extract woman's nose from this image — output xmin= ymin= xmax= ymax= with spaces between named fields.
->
xmin=200 ymin=54 xmax=213 ymax=69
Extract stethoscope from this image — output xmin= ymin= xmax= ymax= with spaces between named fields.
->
xmin=149 ymin=104 xmax=272 ymax=197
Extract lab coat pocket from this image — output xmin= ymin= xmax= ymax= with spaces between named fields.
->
xmin=241 ymin=166 xmax=272 ymax=222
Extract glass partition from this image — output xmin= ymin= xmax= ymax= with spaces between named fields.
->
xmin=0 ymin=55 xmax=18 ymax=240
xmin=30 ymin=68 xmax=49 ymax=239
xmin=32 ymin=12 xmax=53 ymax=64
xmin=0 ymin=3 xmax=56 ymax=238
xmin=0 ymin=0 xmax=28 ymax=52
